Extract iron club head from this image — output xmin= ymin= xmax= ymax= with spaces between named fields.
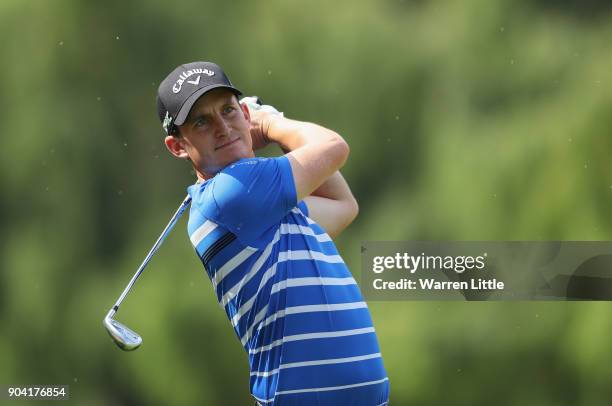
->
xmin=103 ymin=316 xmax=142 ymax=351
xmin=103 ymin=195 xmax=191 ymax=351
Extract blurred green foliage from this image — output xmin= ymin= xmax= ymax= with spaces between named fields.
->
xmin=1 ymin=0 xmax=612 ymax=404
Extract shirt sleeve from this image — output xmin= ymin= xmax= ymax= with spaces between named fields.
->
xmin=207 ymin=156 xmax=297 ymax=247
xmin=297 ymin=200 xmax=309 ymax=217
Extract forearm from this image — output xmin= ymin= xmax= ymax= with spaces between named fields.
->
xmin=265 ymin=118 xmax=353 ymax=201
xmin=303 ymin=175 xmax=358 ymax=237
xmin=256 ymin=113 xmax=357 ymax=236
xmin=311 ymin=171 xmax=353 ymax=200
xmin=265 ymin=116 xmax=344 ymax=155
xmin=262 ymin=115 xmax=349 ymax=201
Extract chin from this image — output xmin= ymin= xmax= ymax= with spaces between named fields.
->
xmin=226 ymin=146 xmax=253 ymax=162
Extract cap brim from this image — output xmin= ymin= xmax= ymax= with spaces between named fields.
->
xmin=174 ymin=85 xmax=243 ymax=126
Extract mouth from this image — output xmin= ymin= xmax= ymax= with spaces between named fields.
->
xmin=215 ymin=137 xmax=240 ymax=150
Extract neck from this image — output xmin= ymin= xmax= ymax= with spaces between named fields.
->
xmin=195 ymin=152 xmax=255 ymax=182
xmin=196 ymin=170 xmax=209 ymax=183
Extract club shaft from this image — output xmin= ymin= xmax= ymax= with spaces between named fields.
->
xmin=108 ymin=195 xmax=192 ymax=317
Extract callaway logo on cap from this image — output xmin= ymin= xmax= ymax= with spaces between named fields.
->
xmin=156 ymin=61 xmax=242 ymax=135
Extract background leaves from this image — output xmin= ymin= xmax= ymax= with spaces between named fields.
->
xmin=1 ymin=0 xmax=611 ymax=404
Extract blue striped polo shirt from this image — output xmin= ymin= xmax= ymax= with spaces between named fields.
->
xmin=187 ymin=156 xmax=389 ymax=405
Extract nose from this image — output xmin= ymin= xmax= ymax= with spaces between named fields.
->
xmin=212 ymin=114 xmax=230 ymax=138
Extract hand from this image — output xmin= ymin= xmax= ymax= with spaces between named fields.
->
xmin=248 ymin=108 xmax=273 ymax=151
xmin=240 ymin=97 xmax=284 ymax=151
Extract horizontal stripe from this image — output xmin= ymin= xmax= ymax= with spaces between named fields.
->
xmin=281 ymin=283 xmax=363 ymax=311
xmin=261 ymin=261 xmax=352 ymax=281
xmin=253 ymin=395 xmax=270 ymax=404
xmin=250 ymin=331 xmax=382 ymax=377
xmin=230 ymin=255 xmax=348 ymax=328
xmin=261 ymin=302 xmax=368 ymax=330
xmin=268 ymin=234 xmax=339 ymax=257
xmin=280 ymin=222 xmax=331 ymax=242
xmin=277 ymin=250 xmax=342 ymax=263
xmin=231 ymin=294 xmax=257 ymax=327
xmin=240 ymin=282 xmax=365 ymax=336
xmin=243 ymin=301 xmax=366 ymax=347
xmin=273 ymin=356 xmax=387 ymax=394
xmin=291 ymin=207 xmax=316 ymax=225
xmin=233 ymin=276 xmax=355 ymax=327
xmin=189 ymin=220 xmax=218 ymax=247
xmin=242 ymin=302 xmax=367 ymax=345
xmin=241 ymin=304 xmax=270 ymax=345
xmin=211 ymin=247 xmax=256 ymax=290
xmin=230 ymin=262 xmax=278 ymax=326
xmin=270 ymin=277 xmax=355 ymax=295
xmin=221 ymin=230 xmax=279 ymax=307
xmin=278 ymin=307 xmax=374 ymax=340
xmin=250 ymin=352 xmax=381 ymax=378
xmin=257 ymin=377 xmax=389 ymax=402
xmin=291 ymin=207 xmax=305 ymax=216
xmin=249 ymin=327 xmax=376 ymax=355
xmin=222 ymin=225 xmax=334 ymax=310
xmin=277 ymin=376 xmax=389 ymax=396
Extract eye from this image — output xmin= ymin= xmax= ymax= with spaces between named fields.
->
xmin=223 ymin=105 xmax=236 ymax=115
xmin=193 ymin=117 xmax=208 ymax=128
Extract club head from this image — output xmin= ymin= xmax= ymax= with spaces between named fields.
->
xmin=103 ymin=316 xmax=142 ymax=351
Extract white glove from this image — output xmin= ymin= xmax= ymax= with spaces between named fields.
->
xmin=239 ymin=96 xmax=284 ymax=117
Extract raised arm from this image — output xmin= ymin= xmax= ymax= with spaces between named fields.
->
xmin=267 ymin=117 xmax=348 ymax=200
xmin=252 ymin=113 xmax=358 ymax=237
xmin=303 ymin=171 xmax=359 ymax=238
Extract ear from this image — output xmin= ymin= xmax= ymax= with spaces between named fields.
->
xmin=164 ymin=135 xmax=189 ymax=159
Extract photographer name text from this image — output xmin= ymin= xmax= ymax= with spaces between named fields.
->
xmin=371 ymin=253 xmax=504 ymax=291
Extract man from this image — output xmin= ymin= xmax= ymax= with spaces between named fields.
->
xmin=157 ymin=61 xmax=389 ymax=405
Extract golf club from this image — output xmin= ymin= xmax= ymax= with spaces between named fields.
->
xmin=103 ymin=195 xmax=192 ymax=351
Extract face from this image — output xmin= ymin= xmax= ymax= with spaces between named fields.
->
xmin=165 ymin=88 xmax=253 ymax=178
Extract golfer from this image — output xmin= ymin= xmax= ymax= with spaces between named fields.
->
xmin=157 ymin=61 xmax=389 ymax=405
